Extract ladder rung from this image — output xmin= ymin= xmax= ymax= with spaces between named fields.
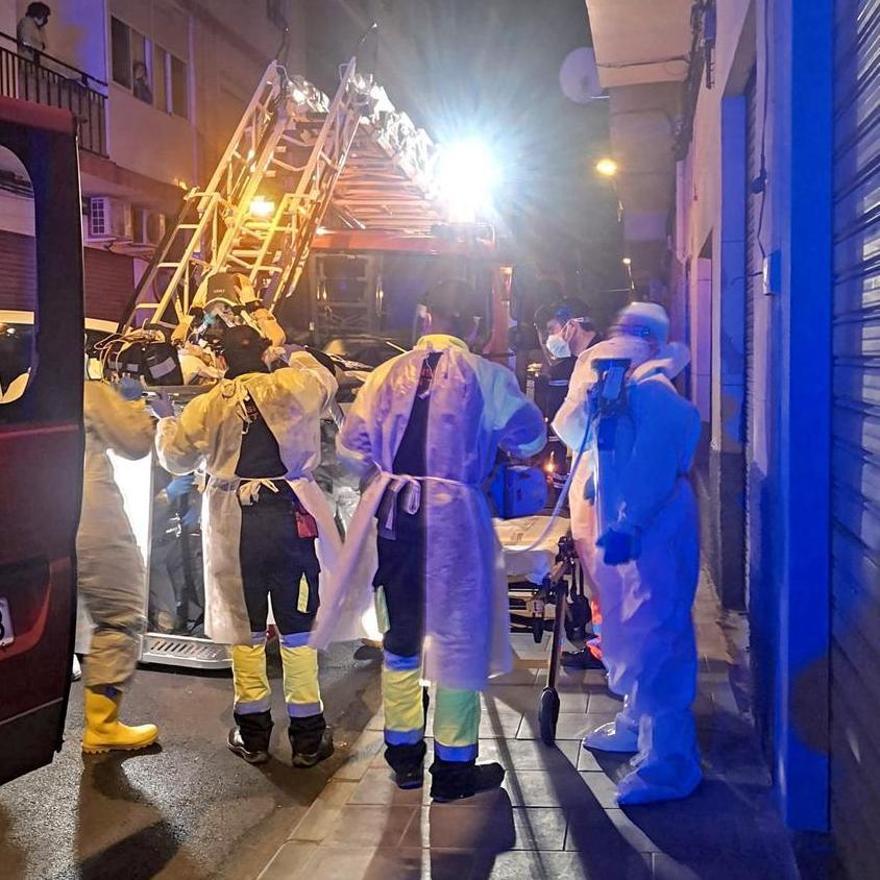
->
xmin=158 ymin=262 xmax=182 ymax=268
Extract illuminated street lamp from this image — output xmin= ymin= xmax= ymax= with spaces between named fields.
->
xmin=595 ymin=157 xmax=618 ymax=178
xmin=621 ymin=257 xmax=632 ymax=266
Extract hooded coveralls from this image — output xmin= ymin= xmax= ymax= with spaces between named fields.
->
xmin=554 ymin=348 xmax=702 ymax=803
xmin=78 ymin=381 xmax=154 ymax=690
xmin=312 ymin=335 xmax=545 ymax=768
xmin=156 ymin=353 xmax=340 ymax=740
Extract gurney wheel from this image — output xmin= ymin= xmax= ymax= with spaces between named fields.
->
xmin=538 ymin=687 xmax=560 ymax=746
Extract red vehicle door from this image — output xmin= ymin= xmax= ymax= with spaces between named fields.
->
xmin=0 ymin=99 xmax=85 ymax=784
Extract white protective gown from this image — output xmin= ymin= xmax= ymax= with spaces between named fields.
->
xmin=311 ymin=335 xmax=546 ymax=691
xmin=155 ymin=353 xmax=341 ymax=645
xmin=78 ymin=381 xmax=155 ymax=689
xmin=553 ymin=345 xmax=702 ymax=797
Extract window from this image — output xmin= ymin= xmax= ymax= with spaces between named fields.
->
xmin=110 ymin=17 xmax=187 ymax=118
xmin=130 ymin=30 xmax=152 ymax=105
xmin=170 ymin=55 xmax=188 ymax=118
xmin=112 ymin=17 xmax=152 ymax=104
xmin=0 ymin=146 xmax=35 ymax=406
xmin=111 ymin=17 xmax=131 ymax=89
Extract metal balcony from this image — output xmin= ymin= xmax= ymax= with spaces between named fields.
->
xmin=0 ymin=32 xmax=107 ymax=157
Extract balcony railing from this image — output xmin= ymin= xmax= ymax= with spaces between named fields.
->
xmin=0 ymin=31 xmax=108 ymax=157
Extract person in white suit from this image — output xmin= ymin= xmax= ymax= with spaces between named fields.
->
xmin=554 ymin=302 xmax=702 ymax=805
xmin=312 ymin=280 xmax=546 ymax=801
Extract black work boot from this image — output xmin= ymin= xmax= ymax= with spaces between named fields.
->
xmin=429 ymin=758 xmax=506 ymax=802
xmin=561 ymin=648 xmax=605 ymax=670
xmin=385 ymin=740 xmax=428 ymax=790
xmin=289 ymin=714 xmax=334 ymax=768
xmin=227 ymin=710 xmax=273 ymax=764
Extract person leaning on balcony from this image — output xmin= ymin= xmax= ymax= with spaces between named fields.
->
xmin=17 ymin=3 xmax=51 ymax=61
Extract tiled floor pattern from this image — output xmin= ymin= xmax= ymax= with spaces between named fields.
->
xmin=258 ymin=579 xmax=800 ymax=879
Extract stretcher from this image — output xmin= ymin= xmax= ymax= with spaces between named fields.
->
xmin=496 ymin=516 xmax=590 ymax=745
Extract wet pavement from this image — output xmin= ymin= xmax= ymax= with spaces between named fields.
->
xmin=0 ymin=642 xmax=383 ymax=880
xmin=0 ymin=578 xmax=801 ymax=880
xmin=256 ymin=577 xmax=802 ymax=880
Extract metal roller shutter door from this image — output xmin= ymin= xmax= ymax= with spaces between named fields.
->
xmin=832 ymin=1 xmax=880 ymax=876
xmin=83 ymin=247 xmax=134 ymax=323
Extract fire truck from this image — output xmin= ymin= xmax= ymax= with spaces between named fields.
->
xmin=100 ymin=56 xmax=516 ymax=669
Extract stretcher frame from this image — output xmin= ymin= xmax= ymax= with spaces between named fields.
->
xmin=507 ymin=532 xmax=587 ymax=745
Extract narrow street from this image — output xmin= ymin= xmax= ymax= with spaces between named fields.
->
xmin=0 ymin=582 xmax=802 ymax=880
xmin=0 ymin=0 xmax=869 ymax=876
xmin=251 ymin=578 xmax=801 ymax=880
xmin=0 ymin=645 xmax=382 ymax=880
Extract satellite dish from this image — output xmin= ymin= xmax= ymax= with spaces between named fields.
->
xmin=559 ymin=47 xmax=604 ymax=104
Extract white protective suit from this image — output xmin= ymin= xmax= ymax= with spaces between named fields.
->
xmin=553 ymin=338 xmax=702 ymax=804
xmin=311 ymin=335 xmax=546 ymax=691
xmin=78 ymin=381 xmax=154 ymax=689
xmin=155 ymin=353 xmax=342 ymax=645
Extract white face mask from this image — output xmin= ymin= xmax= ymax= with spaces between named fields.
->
xmin=545 ymin=331 xmax=572 ymax=360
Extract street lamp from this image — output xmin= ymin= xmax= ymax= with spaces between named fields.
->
xmin=595 ymin=157 xmax=618 ymax=178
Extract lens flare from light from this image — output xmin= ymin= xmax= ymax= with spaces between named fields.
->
xmin=249 ymin=196 xmax=275 ymax=218
xmin=436 ymin=138 xmax=500 ymax=223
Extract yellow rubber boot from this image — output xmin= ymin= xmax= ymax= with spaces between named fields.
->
xmin=82 ymin=687 xmax=159 ymax=754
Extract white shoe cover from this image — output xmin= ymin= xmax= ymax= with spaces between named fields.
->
xmin=582 ymin=720 xmax=639 ymax=753
xmin=616 ymin=759 xmax=702 ymax=805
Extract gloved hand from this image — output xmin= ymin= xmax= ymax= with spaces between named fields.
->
xmin=597 ymin=527 xmax=640 ymax=566
xmin=166 ymin=474 xmax=195 ymax=500
xmin=150 ymin=391 xmax=175 ymax=419
xmin=117 ymin=376 xmax=143 ymax=401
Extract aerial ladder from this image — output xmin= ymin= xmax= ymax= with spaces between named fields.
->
xmin=120 ymin=57 xmax=377 ymax=335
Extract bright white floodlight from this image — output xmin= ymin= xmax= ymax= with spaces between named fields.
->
xmin=436 ymin=138 xmax=500 ymax=223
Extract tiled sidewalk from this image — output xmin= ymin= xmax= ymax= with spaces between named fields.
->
xmin=257 ymin=579 xmax=800 ymax=879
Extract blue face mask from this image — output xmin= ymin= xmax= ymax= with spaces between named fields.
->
xmin=546 ymin=331 xmax=572 ymax=360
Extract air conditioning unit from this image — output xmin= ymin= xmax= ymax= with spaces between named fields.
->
xmin=132 ymin=208 xmax=167 ymax=246
xmin=88 ymin=196 xmax=133 ymax=241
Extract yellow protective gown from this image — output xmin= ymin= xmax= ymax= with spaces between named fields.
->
xmin=78 ymin=381 xmax=154 ymax=689
xmin=155 ymin=353 xmax=341 ymax=645
xmin=311 ymin=335 xmax=546 ymax=691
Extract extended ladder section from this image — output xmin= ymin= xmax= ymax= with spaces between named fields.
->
xmin=123 ymin=59 xmax=444 ymax=333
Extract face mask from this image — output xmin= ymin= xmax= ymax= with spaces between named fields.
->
xmin=545 ymin=332 xmax=572 ymax=360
